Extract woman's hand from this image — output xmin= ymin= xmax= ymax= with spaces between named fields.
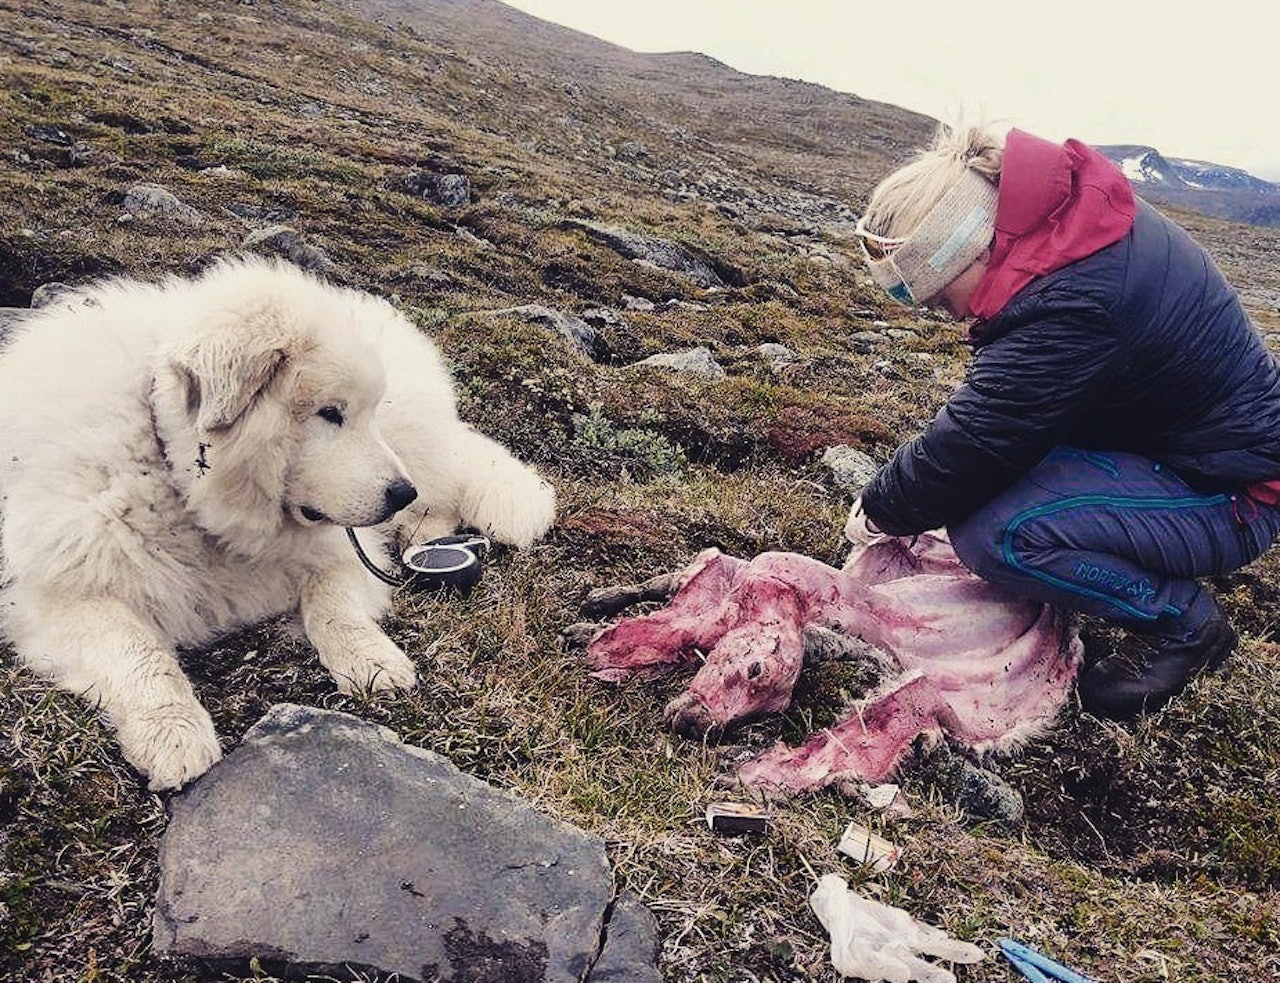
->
xmin=844 ymin=497 xmax=881 ymax=545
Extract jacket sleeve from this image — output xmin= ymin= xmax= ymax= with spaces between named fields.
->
xmin=861 ymin=294 xmax=1125 ymax=536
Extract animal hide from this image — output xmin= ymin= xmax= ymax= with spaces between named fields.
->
xmin=583 ymin=532 xmax=1082 ymax=795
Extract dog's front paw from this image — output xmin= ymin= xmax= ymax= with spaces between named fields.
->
xmin=465 ymin=470 xmax=556 ymax=548
xmin=328 ymin=634 xmax=418 ymax=695
xmin=116 ymin=700 xmax=222 ymax=792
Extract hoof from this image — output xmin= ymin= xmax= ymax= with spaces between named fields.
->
xmin=664 ymin=692 xmax=720 ymax=739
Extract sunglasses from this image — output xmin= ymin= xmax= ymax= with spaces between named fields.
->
xmin=854 ymin=220 xmax=906 ymax=260
xmin=854 ymin=215 xmax=916 ymax=305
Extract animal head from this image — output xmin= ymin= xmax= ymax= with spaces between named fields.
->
xmin=151 ymin=258 xmax=417 ymax=553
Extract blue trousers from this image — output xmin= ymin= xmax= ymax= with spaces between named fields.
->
xmin=949 ymin=448 xmax=1280 ymax=639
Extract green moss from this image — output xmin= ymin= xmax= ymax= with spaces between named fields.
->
xmin=571 ymin=404 xmax=688 ymax=475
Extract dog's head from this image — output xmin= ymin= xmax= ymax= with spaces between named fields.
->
xmin=151 ymin=258 xmax=416 ymax=553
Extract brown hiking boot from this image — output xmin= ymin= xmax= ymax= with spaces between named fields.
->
xmin=1076 ymin=607 xmax=1237 ymax=720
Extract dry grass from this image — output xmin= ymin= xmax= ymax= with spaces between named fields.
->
xmin=2 ymin=1 xmax=1280 ymax=981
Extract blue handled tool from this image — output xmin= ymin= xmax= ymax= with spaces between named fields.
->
xmin=999 ymin=938 xmax=1099 ymax=983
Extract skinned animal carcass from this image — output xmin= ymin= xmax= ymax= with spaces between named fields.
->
xmin=581 ymin=532 xmax=1082 ymax=795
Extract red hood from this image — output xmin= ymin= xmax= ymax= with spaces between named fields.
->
xmin=968 ymin=129 xmax=1136 ymax=321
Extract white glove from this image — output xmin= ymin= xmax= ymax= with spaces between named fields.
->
xmin=810 ymin=873 xmax=985 ymax=983
xmin=844 ymin=496 xmax=882 ymax=546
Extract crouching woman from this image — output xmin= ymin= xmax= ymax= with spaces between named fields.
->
xmin=848 ymin=121 xmax=1280 ymax=720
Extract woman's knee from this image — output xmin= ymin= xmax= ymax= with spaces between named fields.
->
xmin=948 ymin=511 xmax=1006 ymax=580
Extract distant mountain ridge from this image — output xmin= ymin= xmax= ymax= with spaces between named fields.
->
xmin=1096 ymin=145 xmax=1280 ymax=228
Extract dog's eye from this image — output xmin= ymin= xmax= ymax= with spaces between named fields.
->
xmin=317 ymin=405 xmax=344 ymax=426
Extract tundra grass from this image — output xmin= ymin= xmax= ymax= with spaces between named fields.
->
xmin=3 ymin=1 xmax=1280 ymax=980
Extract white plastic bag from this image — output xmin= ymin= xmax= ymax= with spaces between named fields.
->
xmin=809 ymin=873 xmax=985 ymax=982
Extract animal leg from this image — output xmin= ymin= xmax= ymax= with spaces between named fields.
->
xmin=735 ymin=673 xmax=956 ymax=793
xmin=579 ymin=571 xmax=680 ymax=621
xmin=451 ymin=429 xmax=556 ymax=548
xmin=300 ymin=567 xmax=417 ymax=694
xmin=11 ymin=597 xmax=221 ymax=791
xmin=585 ymin=549 xmax=748 ymax=682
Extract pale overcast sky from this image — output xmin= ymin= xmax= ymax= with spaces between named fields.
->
xmin=503 ymin=0 xmax=1280 ymax=181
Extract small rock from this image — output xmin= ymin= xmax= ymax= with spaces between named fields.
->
xmin=622 ymin=294 xmax=655 ymax=312
xmin=453 ymin=224 xmax=494 ymax=250
xmin=197 ymin=164 xmax=245 ymax=181
xmin=564 ymin=219 xmax=737 ymax=289
xmin=658 ymin=299 xmax=709 ymax=313
xmin=30 ymin=281 xmax=74 ymax=308
xmin=120 ymin=182 xmax=202 ymax=225
xmin=242 ymin=224 xmax=336 ymax=275
xmin=911 ymin=744 xmax=1025 ymax=824
xmin=581 ymin=306 xmax=625 ymax=328
xmin=631 ymin=346 xmax=726 ymax=380
xmin=954 ymin=761 xmax=1024 ymax=823
xmin=821 ymin=445 xmax=878 ymax=493
xmin=757 ymin=342 xmax=800 ymax=370
xmin=491 ymin=303 xmax=606 ymax=360
xmin=872 ymin=359 xmax=903 ymax=379
xmin=405 ymin=170 xmax=471 ymax=207
xmin=224 ymin=201 xmax=297 ymax=223
xmin=846 ymin=330 xmax=887 ymax=353
xmin=24 ymin=123 xmax=72 ymax=145
xmin=613 ymin=140 xmax=648 ymax=162
xmin=402 ymin=263 xmax=455 ymax=290
xmin=587 ymin=891 xmax=662 ymax=983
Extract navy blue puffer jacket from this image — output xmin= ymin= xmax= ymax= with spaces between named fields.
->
xmin=861 ymin=200 xmax=1280 ymax=537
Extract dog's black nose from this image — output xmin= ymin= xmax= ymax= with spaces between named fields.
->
xmin=384 ymin=478 xmax=418 ymax=513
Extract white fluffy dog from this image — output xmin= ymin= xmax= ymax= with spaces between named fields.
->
xmin=0 ymin=257 xmax=555 ymax=790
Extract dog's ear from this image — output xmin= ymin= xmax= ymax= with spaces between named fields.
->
xmin=168 ymin=331 xmax=293 ymax=433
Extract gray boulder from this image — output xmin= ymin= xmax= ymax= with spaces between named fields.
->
xmin=821 ymin=445 xmax=879 ymax=494
xmin=622 ymin=294 xmax=656 ymax=312
xmin=491 ymin=304 xmax=605 ymax=360
xmin=120 ymin=182 xmax=202 ymax=225
xmin=630 ymin=346 xmax=726 ymax=381
xmin=405 ymin=170 xmax=472 ymax=207
xmin=243 ymin=224 xmax=338 ymax=276
xmin=564 ymin=219 xmax=742 ymax=289
xmin=153 ymin=704 xmax=656 ymax=982
xmin=24 ymin=122 xmax=72 ymax=145
xmin=757 ymin=342 xmax=800 ymax=371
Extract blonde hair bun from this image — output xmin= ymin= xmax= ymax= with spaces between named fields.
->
xmin=860 ymin=121 xmax=1005 ymax=244
xmin=932 ymin=122 xmax=1004 ymax=179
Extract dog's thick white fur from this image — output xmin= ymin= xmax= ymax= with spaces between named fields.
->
xmin=0 ymin=257 xmax=555 ymax=790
